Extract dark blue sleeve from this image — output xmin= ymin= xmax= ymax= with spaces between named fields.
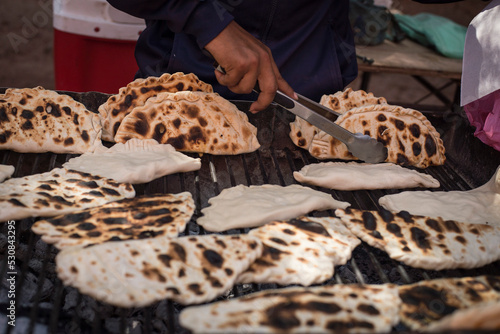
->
xmin=106 ymin=0 xmax=233 ymax=48
xmin=411 ymin=0 xmax=463 ymax=3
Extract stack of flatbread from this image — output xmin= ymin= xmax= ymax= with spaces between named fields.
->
xmin=0 ymin=86 xmax=103 ymax=153
xmin=236 ymin=216 xmax=360 ymax=286
xmin=197 ymin=184 xmax=350 ymax=232
xmin=293 ymin=162 xmax=440 ymax=190
xmin=424 ymin=302 xmax=500 ymax=331
xmin=290 ymin=103 xmax=446 ymax=168
xmin=179 ymin=283 xmax=401 ymax=334
xmin=398 ymin=275 xmax=500 ymax=330
xmin=32 ymin=192 xmax=195 ymax=249
xmin=56 ymin=233 xmax=263 ymax=307
xmin=379 ymin=165 xmax=500 ymax=226
xmin=113 ymin=91 xmax=260 ymax=155
xmin=335 ymin=208 xmax=500 ymax=270
xmin=63 ymin=139 xmax=201 ymax=184
xmin=99 ymin=72 xmax=213 ymax=142
xmin=0 ymin=168 xmax=135 ymax=222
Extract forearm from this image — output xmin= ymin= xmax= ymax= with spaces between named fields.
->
xmin=106 ymin=0 xmax=234 ymax=48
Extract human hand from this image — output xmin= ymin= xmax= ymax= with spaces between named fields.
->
xmin=204 ymin=21 xmax=296 ymax=113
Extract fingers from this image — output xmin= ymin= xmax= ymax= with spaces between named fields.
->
xmin=205 ymin=21 xmax=296 ymax=111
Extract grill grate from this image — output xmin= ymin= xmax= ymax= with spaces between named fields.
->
xmin=1 ymin=98 xmax=500 ymax=333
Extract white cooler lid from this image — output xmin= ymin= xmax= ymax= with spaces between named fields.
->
xmin=53 ymin=0 xmax=145 ymax=41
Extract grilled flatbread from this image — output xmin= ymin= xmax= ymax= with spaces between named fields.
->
xmin=63 ymin=139 xmax=201 ymax=184
xmin=236 ymin=216 xmax=360 ymax=286
xmin=379 ymin=165 xmax=500 ymax=226
xmin=179 ymin=283 xmax=401 ymax=334
xmin=0 ymin=164 xmax=14 ymax=182
xmin=0 ymin=86 xmax=103 ymax=153
xmin=294 ymin=162 xmax=440 ymax=190
xmin=56 ymin=234 xmax=263 ymax=307
xmin=320 ymin=88 xmax=387 ymax=114
xmin=0 ymin=168 xmax=135 ymax=222
xmin=32 ymin=192 xmax=194 ymax=249
xmin=114 ymin=91 xmax=260 ymax=155
xmin=197 ymin=184 xmax=350 ymax=232
xmin=99 ymin=72 xmax=213 ymax=142
xmin=424 ymin=302 xmax=500 ymax=331
xmin=335 ymin=208 xmax=500 ymax=270
xmin=290 ymin=104 xmax=446 ymax=168
xmin=398 ymin=275 xmax=500 ymax=330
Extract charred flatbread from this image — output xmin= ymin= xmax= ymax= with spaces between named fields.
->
xmin=32 ymin=192 xmax=194 ymax=249
xmin=236 ymin=216 xmax=360 ymax=286
xmin=99 ymin=72 xmax=213 ymax=142
xmin=424 ymin=302 xmax=500 ymax=331
xmin=0 ymin=164 xmax=14 ymax=182
xmin=379 ymin=165 xmax=500 ymax=226
xmin=398 ymin=275 xmax=500 ymax=330
xmin=63 ymin=139 xmax=201 ymax=184
xmin=56 ymin=234 xmax=263 ymax=307
xmin=114 ymin=91 xmax=260 ymax=155
xmin=294 ymin=162 xmax=440 ymax=190
xmin=179 ymin=283 xmax=401 ymax=334
xmin=290 ymin=104 xmax=446 ymax=168
xmin=319 ymin=88 xmax=387 ymax=114
xmin=335 ymin=208 xmax=500 ymax=270
xmin=0 ymin=168 xmax=135 ymax=222
xmin=197 ymin=184 xmax=350 ymax=232
xmin=0 ymin=86 xmax=103 ymax=153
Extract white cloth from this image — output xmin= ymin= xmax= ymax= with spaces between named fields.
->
xmin=461 ymin=0 xmax=500 ymax=106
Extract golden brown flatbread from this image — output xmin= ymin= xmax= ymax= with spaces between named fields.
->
xmin=398 ymin=275 xmax=500 ymax=330
xmin=0 ymin=168 xmax=135 ymax=222
xmin=179 ymin=283 xmax=401 ymax=334
xmin=236 ymin=216 xmax=360 ymax=286
xmin=0 ymin=87 xmax=103 ymax=153
xmin=114 ymin=91 xmax=260 ymax=155
xmin=56 ymin=233 xmax=263 ymax=307
xmin=98 ymin=72 xmax=213 ymax=142
xmin=32 ymin=192 xmax=195 ymax=249
xmin=335 ymin=208 xmax=500 ymax=270
xmin=319 ymin=88 xmax=387 ymax=114
xmin=290 ymin=104 xmax=446 ymax=168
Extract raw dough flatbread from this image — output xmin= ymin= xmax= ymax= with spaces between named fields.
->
xmin=335 ymin=208 xmax=500 ymax=270
xmin=236 ymin=216 xmax=360 ymax=286
xmin=294 ymin=162 xmax=440 ymax=190
xmin=99 ymin=72 xmax=213 ymax=142
xmin=114 ymin=91 xmax=260 ymax=155
xmin=56 ymin=234 xmax=263 ymax=307
xmin=0 ymin=168 xmax=135 ymax=222
xmin=319 ymin=88 xmax=387 ymax=114
xmin=0 ymin=164 xmax=14 ymax=182
xmin=0 ymin=86 xmax=103 ymax=153
xmin=424 ymin=302 xmax=500 ymax=331
xmin=63 ymin=139 xmax=201 ymax=184
xmin=398 ymin=275 xmax=500 ymax=330
xmin=290 ymin=104 xmax=446 ymax=168
xmin=32 ymin=192 xmax=194 ymax=249
xmin=197 ymin=184 xmax=350 ymax=232
xmin=379 ymin=165 xmax=500 ymax=226
xmin=179 ymin=283 xmax=401 ymax=334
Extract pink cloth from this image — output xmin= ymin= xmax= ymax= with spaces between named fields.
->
xmin=464 ymin=89 xmax=500 ymax=151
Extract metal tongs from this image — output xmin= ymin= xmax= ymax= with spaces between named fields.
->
xmin=206 ymin=52 xmax=388 ymax=163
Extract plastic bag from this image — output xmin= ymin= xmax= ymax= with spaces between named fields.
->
xmin=349 ymin=0 xmax=405 ymax=46
xmin=393 ymin=13 xmax=466 ymax=59
xmin=464 ymin=89 xmax=500 ymax=151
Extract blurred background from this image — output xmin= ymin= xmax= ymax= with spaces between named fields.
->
xmin=0 ymin=0 xmax=491 ymax=106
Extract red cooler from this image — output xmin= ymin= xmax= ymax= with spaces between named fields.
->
xmin=53 ymin=0 xmax=145 ymax=94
